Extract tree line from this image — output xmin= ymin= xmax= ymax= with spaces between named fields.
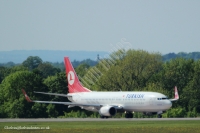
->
xmin=1 ymin=51 xmax=200 ymax=68
xmin=0 ymin=49 xmax=199 ymax=118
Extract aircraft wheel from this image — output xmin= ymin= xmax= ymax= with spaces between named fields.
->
xmin=100 ymin=115 xmax=105 ymax=119
xmin=129 ymin=113 xmax=133 ymax=118
xmin=100 ymin=116 xmax=109 ymax=119
xmin=125 ymin=112 xmax=133 ymax=118
xmin=125 ymin=113 xmax=128 ymax=118
xmin=157 ymin=114 xmax=162 ymax=118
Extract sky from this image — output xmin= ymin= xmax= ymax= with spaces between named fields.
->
xmin=0 ymin=0 xmax=200 ymax=54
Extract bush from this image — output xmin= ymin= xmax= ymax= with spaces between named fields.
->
xmin=165 ymin=107 xmax=187 ymax=118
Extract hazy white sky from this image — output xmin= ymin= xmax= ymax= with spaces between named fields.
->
xmin=0 ymin=0 xmax=200 ymax=54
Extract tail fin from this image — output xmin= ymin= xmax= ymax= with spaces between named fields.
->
xmin=64 ymin=57 xmax=91 ymax=93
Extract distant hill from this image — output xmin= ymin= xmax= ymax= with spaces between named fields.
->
xmin=1 ymin=50 xmax=200 ymax=64
xmin=0 ymin=50 xmax=108 ymax=63
xmin=162 ymin=52 xmax=200 ymax=61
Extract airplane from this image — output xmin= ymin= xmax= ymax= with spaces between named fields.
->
xmin=22 ymin=57 xmax=179 ymax=118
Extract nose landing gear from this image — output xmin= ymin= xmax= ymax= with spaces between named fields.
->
xmin=125 ymin=112 xmax=133 ymax=118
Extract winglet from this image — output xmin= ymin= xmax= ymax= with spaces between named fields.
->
xmin=170 ymin=86 xmax=179 ymax=102
xmin=22 ymin=89 xmax=32 ymax=102
xmin=174 ymin=86 xmax=179 ymax=100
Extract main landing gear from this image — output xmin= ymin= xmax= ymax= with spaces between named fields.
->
xmin=100 ymin=116 xmax=109 ymax=119
xmin=125 ymin=112 xmax=133 ymax=118
xmin=157 ymin=114 xmax=162 ymax=118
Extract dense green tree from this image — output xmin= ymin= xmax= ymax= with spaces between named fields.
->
xmin=43 ymin=72 xmax=68 ymax=116
xmin=158 ymin=58 xmax=194 ymax=97
xmin=0 ymin=67 xmax=10 ymax=83
xmin=44 ymin=72 xmax=68 ymax=95
xmin=82 ymin=49 xmax=127 ymax=90
xmin=75 ymin=63 xmax=90 ymax=77
xmin=51 ymin=62 xmax=64 ymax=71
xmin=0 ymin=70 xmax=47 ymax=118
xmin=36 ymin=62 xmax=61 ymax=78
xmin=0 ymin=65 xmax=28 ymax=83
xmin=181 ymin=60 xmax=200 ymax=113
xmin=46 ymin=104 xmax=59 ymax=118
xmin=22 ymin=56 xmax=43 ymax=70
xmin=96 ymin=50 xmax=162 ymax=91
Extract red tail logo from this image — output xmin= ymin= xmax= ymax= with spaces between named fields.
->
xmin=68 ymin=71 xmax=75 ymax=85
xmin=64 ymin=57 xmax=91 ymax=93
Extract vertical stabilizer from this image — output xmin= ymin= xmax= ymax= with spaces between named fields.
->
xmin=64 ymin=57 xmax=91 ymax=93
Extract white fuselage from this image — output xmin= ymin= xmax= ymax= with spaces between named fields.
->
xmin=67 ymin=91 xmax=172 ymax=113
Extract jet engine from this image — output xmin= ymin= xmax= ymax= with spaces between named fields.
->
xmin=99 ymin=106 xmax=117 ymax=116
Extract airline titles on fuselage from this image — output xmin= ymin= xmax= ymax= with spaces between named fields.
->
xmin=126 ymin=94 xmax=145 ymax=99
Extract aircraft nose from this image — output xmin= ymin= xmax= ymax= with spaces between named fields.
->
xmin=166 ymin=100 xmax=172 ymax=108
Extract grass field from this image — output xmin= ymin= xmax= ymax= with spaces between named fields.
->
xmin=1 ymin=120 xmax=200 ymax=133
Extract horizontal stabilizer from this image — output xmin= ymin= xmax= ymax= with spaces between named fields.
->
xmin=34 ymin=91 xmax=68 ymax=97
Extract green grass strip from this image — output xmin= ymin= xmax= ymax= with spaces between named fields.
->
xmin=0 ymin=120 xmax=200 ymax=133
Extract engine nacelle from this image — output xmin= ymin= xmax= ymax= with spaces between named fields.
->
xmin=99 ymin=106 xmax=117 ymax=116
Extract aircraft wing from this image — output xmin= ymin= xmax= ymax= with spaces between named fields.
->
xmin=169 ymin=86 xmax=179 ymax=102
xmin=22 ymin=89 xmax=123 ymax=109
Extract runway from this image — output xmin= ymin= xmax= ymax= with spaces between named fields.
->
xmin=1 ymin=118 xmax=200 ymax=122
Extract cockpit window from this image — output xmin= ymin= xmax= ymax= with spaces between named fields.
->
xmin=157 ymin=97 xmax=168 ymax=100
xmin=162 ymin=97 xmax=168 ymax=100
